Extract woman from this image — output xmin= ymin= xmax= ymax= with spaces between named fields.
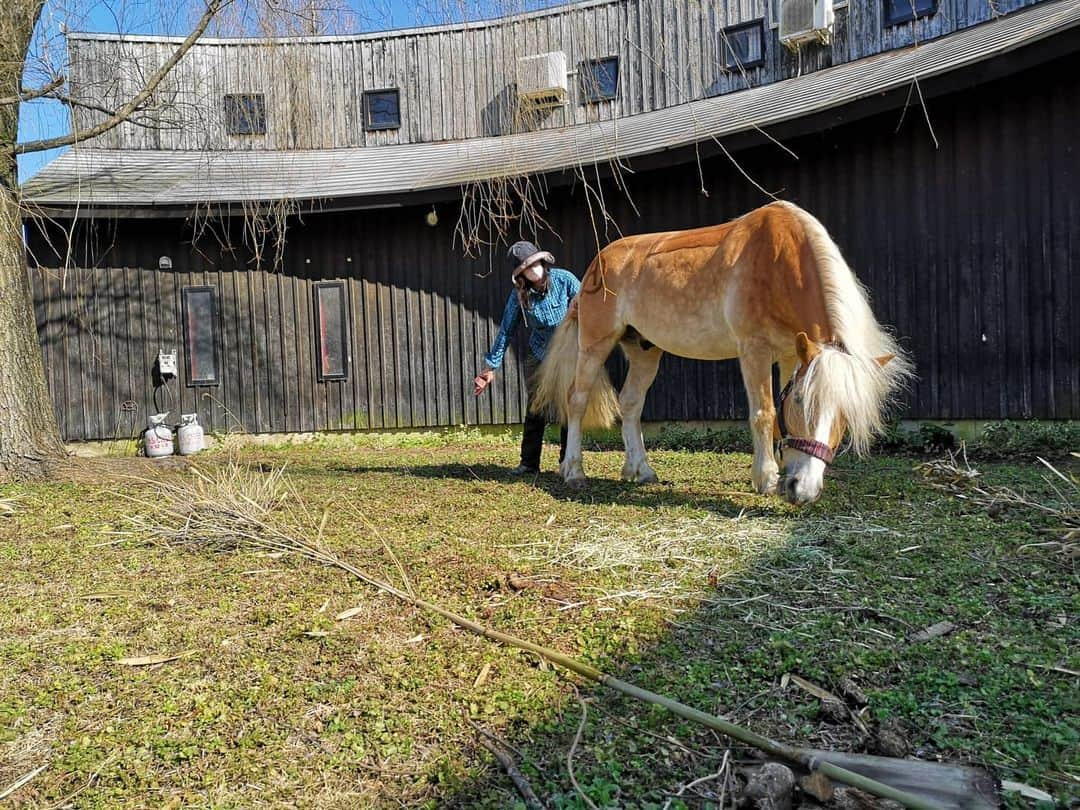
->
xmin=474 ymin=240 xmax=581 ymax=475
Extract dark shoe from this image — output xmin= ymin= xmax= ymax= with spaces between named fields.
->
xmin=509 ymin=464 xmax=539 ymax=476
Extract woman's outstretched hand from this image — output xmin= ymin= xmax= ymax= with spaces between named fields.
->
xmin=473 ymin=369 xmax=495 ymax=395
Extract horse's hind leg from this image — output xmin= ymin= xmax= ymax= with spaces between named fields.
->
xmin=619 ymin=340 xmax=663 ymax=483
xmin=738 ymin=340 xmax=780 ymax=495
xmin=561 ymin=338 xmax=618 ymax=488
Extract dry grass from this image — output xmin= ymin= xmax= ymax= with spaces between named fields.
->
xmin=122 ymin=461 xmax=297 ymax=552
xmin=516 ymin=511 xmax=794 ymax=610
xmin=0 ymin=715 xmax=60 ymax=801
xmin=919 ymin=447 xmax=1079 ymax=559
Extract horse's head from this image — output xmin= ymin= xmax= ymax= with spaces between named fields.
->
xmin=776 ymin=333 xmax=896 ymax=505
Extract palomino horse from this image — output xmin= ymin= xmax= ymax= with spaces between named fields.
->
xmin=531 ymin=201 xmax=912 ymax=504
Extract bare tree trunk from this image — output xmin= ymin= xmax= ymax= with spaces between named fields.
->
xmin=0 ymin=2 xmax=67 ymax=478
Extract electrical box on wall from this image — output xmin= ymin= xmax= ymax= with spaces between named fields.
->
xmin=158 ymin=350 xmax=178 ymax=378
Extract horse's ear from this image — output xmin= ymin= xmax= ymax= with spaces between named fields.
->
xmin=795 ymin=332 xmax=820 ymax=365
xmin=875 ymin=354 xmax=895 ymax=367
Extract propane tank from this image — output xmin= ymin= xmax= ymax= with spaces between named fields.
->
xmin=144 ymin=413 xmax=174 ymax=458
xmin=177 ymin=413 xmax=205 ymax=456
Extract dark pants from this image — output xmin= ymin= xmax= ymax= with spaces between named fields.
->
xmin=521 ymin=359 xmax=568 ymax=470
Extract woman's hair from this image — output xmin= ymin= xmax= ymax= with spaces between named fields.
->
xmin=515 ymin=264 xmax=550 ymax=311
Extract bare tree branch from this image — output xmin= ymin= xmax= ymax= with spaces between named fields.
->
xmin=13 ymin=0 xmax=228 ymax=155
xmin=53 ymin=93 xmax=179 ymax=130
xmin=0 ymin=76 xmax=63 ymax=107
xmin=49 ymin=92 xmax=159 ymax=126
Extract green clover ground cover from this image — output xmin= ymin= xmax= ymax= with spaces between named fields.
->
xmin=1 ymin=435 xmax=1075 ymax=808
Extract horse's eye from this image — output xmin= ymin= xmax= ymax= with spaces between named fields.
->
xmin=794 ymin=394 xmax=804 ymax=406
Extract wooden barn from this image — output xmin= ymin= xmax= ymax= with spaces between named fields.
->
xmin=21 ymin=0 xmax=1080 ymax=442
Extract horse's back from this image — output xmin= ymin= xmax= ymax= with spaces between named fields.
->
xmin=575 ymin=202 xmax=829 ymax=359
xmin=592 ymin=202 xmax=809 ymax=272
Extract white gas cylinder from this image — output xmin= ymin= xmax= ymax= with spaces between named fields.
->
xmin=144 ymin=413 xmax=174 ymax=458
xmin=177 ymin=413 xmax=205 ymax=456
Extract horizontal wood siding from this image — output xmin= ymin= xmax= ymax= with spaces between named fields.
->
xmin=33 ymin=54 xmax=1079 ymax=439
xmin=69 ymin=0 xmax=1047 ymax=151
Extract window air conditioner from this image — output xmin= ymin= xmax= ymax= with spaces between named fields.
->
xmin=779 ymin=0 xmax=834 ymax=49
xmin=516 ymin=51 xmax=568 ymax=108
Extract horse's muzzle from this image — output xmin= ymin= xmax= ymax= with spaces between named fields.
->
xmin=783 ymin=475 xmax=821 ymax=505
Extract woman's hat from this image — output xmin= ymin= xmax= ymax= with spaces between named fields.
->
xmin=508 ymin=240 xmax=555 ymax=282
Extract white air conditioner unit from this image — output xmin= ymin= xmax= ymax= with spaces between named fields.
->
xmin=516 ymin=51 xmax=568 ymax=108
xmin=779 ymin=0 xmax=834 ymax=49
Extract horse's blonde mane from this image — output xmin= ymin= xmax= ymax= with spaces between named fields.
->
xmin=785 ymin=203 xmax=915 ymax=455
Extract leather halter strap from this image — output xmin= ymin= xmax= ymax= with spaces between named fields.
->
xmin=775 ymin=358 xmax=839 ymax=466
xmin=782 ymin=436 xmax=836 ymax=465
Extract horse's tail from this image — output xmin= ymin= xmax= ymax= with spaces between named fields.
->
xmin=530 ymin=303 xmax=619 ymax=429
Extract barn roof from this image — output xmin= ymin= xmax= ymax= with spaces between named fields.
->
xmin=21 ymin=0 xmax=1080 ymax=210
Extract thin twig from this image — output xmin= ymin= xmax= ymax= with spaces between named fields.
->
xmin=0 ymin=765 xmax=48 ymax=802
xmin=479 ymin=737 xmax=546 ymax=810
xmin=663 ymin=750 xmax=731 ymax=810
xmin=568 ymin=688 xmax=598 ymax=810
xmin=467 ymin=718 xmax=550 ymax=777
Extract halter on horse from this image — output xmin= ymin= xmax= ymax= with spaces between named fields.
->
xmin=774 ymin=342 xmax=849 ymax=467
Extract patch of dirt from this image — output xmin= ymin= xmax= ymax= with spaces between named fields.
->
xmin=51 ymin=455 xmax=194 ymax=485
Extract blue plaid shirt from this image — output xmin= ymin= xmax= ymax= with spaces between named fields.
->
xmin=484 ymin=267 xmax=581 ymax=369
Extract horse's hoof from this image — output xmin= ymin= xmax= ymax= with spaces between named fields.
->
xmin=637 ymin=471 xmax=659 ymax=484
xmin=565 ymin=477 xmax=588 ymax=491
xmin=753 ymin=474 xmax=779 ymax=495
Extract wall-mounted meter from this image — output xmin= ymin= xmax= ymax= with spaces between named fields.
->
xmin=158 ymin=350 xmax=178 ymax=378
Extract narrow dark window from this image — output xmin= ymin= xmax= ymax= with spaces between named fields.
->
xmin=224 ymin=93 xmax=266 ymax=135
xmin=581 ymin=57 xmax=619 ymax=103
xmin=363 ymin=89 xmax=401 ymax=130
xmin=182 ymin=286 xmax=219 ymax=386
xmin=719 ymin=20 xmax=766 ymax=71
xmin=883 ymin=0 xmax=937 ymax=26
xmin=313 ymin=282 xmax=349 ymax=381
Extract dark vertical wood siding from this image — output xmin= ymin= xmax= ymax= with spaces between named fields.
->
xmin=30 ymin=54 xmax=1079 ymax=440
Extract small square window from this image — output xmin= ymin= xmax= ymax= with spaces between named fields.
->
xmin=313 ymin=282 xmax=349 ymax=381
xmin=363 ymin=89 xmax=401 ymax=131
xmin=182 ymin=286 xmax=219 ymax=386
xmin=883 ymin=0 xmax=937 ymax=26
xmin=224 ymin=93 xmax=266 ymax=135
xmin=719 ymin=20 xmax=766 ymax=71
xmin=581 ymin=57 xmax=619 ymax=103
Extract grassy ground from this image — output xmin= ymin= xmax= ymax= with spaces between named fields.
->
xmin=1 ymin=433 xmax=1076 ymax=808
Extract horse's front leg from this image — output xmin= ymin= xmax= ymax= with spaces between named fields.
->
xmin=738 ymin=343 xmax=779 ymax=495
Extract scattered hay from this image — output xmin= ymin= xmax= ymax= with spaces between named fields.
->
xmin=919 ymin=448 xmax=1078 ymax=558
xmin=122 ymin=461 xmax=304 ymax=553
xmin=0 ymin=496 xmax=19 ymax=517
xmin=516 ymin=512 xmax=795 ymax=609
xmin=119 ymin=462 xmax=415 ymax=611
xmin=0 ymin=713 xmax=61 ymax=790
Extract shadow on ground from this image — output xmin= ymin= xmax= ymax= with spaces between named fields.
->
xmin=326 ymin=459 xmax=793 ymax=519
xmin=350 ymin=454 xmax=1071 ymax=808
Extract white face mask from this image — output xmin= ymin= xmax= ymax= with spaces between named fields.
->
xmin=521 ymin=264 xmax=544 ymax=283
